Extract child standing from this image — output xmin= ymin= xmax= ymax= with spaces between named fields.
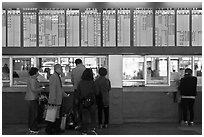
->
xmin=95 ymin=67 xmax=111 ymax=128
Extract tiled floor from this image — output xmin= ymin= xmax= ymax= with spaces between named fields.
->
xmin=2 ymin=122 xmax=202 ymax=135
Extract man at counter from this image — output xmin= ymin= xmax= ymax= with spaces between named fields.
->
xmin=71 ymin=59 xmax=86 ymax=130
xmin=45 ymin=64 xmax=68 ymax=134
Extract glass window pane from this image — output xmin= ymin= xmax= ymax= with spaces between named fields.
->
xmin=2 ymin=58 xmax=10 ymax=81
xmin=13 ymin=58 xmax=34 ymax=85
xmin=123 ymin=56 xmax=145 ymax=86
xmin=134 ymin=9 xmax=153 ymax=46
xmin=2 ymin=10 xmax=6 ymax=47
xmin=194 ymin=56 xmax=202 ymax=86
xmin=60 ymin=57 xmax=82 ymax=85
xmin=192 ymin=9 xmax=202 ymax=46
xmin=84 ymin=57 xmax=107 ymax=78
xmin=177 ymin=9 xmax=190 ymax=46
xmin=36 ymin=57 xmax=58 ymax=81
xmin=146 ymin=57 xmax=168 ymax=85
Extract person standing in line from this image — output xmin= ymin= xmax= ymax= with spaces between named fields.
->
xmin=45 ymin=64 xmax=68 ymax=134
xmin=178 ymin=68 xmax=197 ymax=126
xmin=95 ymin=67 xmax=111 ymax=129
xmin=25 ymin=67 xmax=44 ymax=134
xmin=76 ymin=68 xmax=98 ymax=135
xmin=71 ymin=59 xmax=86 ymax=129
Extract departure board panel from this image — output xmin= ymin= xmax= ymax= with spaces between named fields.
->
xmin=23 ymin=9 xmax=37 ymax=47
xmin=192 ymin=9 xmax=202 ymax=46
xmin=66 ymin=9 xmax=79 ymax=47
xmin=7 ymin=9 xmax=21 ymax=47
xmin=103 ymin=9 xmax=116 ymax=47
xmin=117 ymin=9 xmax=130 ymax=47
xmin=177 ymin=9 xmax=190 ymax=46
xmin=134 ymin=9 xmax=153 ymax=46
xmin=81 ymin=8 xmax=101 ymax=47
xmin=2 ymin=10 xmax=6 ymax=47
xmin=155 ymin=9 xmax=175 ymax=46
xmin=39 ymin=9 xmax=65 ymax=47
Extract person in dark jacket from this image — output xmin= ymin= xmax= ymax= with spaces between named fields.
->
xmin=95 ymin=67 xmax=111 ymax=129
xmin=178 ymin=68 xmax=197 ymax=126
xmin=76 ymin=68 xmax=98 ymax=135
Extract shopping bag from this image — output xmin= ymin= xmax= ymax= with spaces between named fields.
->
xmin=45 ymin=105 xmax=57 ymax=122
xmin=60 ymin=115 xmax=67 ymax=131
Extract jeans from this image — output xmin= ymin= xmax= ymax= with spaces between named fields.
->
xmin=28 ymin=100 xmax=39 ymax=131
xmin=98 ymin=106 xmax=109 ymax=125
xmin=73 ymin=90 xmax=82 ymax=126
xmin=181 ymin=98 xmax=195 ymax=122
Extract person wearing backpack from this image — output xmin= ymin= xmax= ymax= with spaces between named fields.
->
xmin=95 ymin=67 xmax=111 ymax=129
xmin=76 ymin=68 xmax=98 ymax=135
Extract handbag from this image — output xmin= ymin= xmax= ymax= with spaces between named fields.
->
xmin=81 ymin=93 xmax=95 ymax=108
xmin=45 ymin=105 xmax=58 ymax=122
xmin=60 ymin=114 xmax=67 ymax=131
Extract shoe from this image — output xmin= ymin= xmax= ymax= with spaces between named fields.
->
xmin=74 ymin=125 xmax=81 ymax=130
xmin=189 ymin=121 xmax=194 ymax=126
xmin=91 ymin=129 xmax=98 ymax=135
xmin=82 ymin=131 xmax=88 ymax=135
xmin=104 ymin=124 xmax=108 ymax=128
xmin=29 ymin=129 xmax=40 ymax=134
xmin=180 ymin=121 xmax=188 ymax=126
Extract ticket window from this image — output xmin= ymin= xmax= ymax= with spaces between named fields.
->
xmin=2 ymin=58 xmax=10 ymax=82
xmin=36 ymin=57 xmax=58 ymax=82
xmin=194 ymin=57 xmax=202 ymax=86
xmin=123 ymin=56 xmax=145 ymax=86
xmin=146 ymin=57 xmax=169 ymax=85
xmin=12 ymin=57 xmax=35 ymax=85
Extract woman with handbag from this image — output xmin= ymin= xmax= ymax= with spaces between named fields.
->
xmin=25 ymin=67 xmax=44 ymax=134
xmin=76 ymin=68 xmax=98 ymax=135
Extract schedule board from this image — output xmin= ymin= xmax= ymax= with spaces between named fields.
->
xmin=117 ymin=9 xmax=130 ymax=47
xmin=134 ymin=9 xmax=153 ymax=46
xmin=2 ymin=10 xmax=6 ymax=47
xmin=192 ymin=9 xmax=202 ymax=46
xmin=155 ymin=9 xmax=175 ymax=46
xmin=81 ymin=8 xmax=101 ymax=47
xmin=177 ymin=9 xmax=190 ymax=46
xmin=7 ymin=9 xmax=21 ymax=47
xmin=23 ymin=11 xmax=37 ymax=47
xmin=39 ymin=9 xmax=65 ymax=47
xmin=66 ymin=9 xmax=79 ymax=47
xmin=103 ymin=9 xmax=116 ymax=47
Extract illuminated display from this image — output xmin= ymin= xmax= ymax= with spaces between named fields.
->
xmin=81 ymin=8 xmax=101 ymax=47
xmin=66 ymin=9 xmax=80 ymax=47
xmin=192 ymin=9 xmax=202 ymax=46
xmin=7 ymin=9 xmax=21 ymax=47
xmin=2 ymin=10 xmax=6 ymax=47
xmin=117 ymin=9 xmax=130 ymax=47
xmin=103 ymin=9 xmax=116 ymax=47
xmin=134 ymin=9 xmax=153 ymax=46
xmin=39 ymin=9 xmax=65 ymax=47
xmin=23 ymin=11 xmax=37 ymax=47
xmin=177 ymin=9 xmax=190 ymax=46
xmin=155 ymin=9 xmax=175 ymax=46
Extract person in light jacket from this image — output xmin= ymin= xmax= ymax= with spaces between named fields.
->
xmin=178 ymin=68 xmax=197 ymax=126
xmin=46 ymin=64 xmax=68 ymax=134
xmin=25 ymin=67 xmax=44 ymax=134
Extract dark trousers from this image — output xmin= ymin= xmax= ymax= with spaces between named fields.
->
xmin=73 ymin=90 xmax=82 ymax=126
xmin=28 ymin=100 xmax=39 ymax=131
xmin=181 ymin=98 xmax=195 ymax=122
xmin=81 ymin=104 xmax=97 ymax=131
xmin=98 ymin=106 xmax=109 ymax=125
